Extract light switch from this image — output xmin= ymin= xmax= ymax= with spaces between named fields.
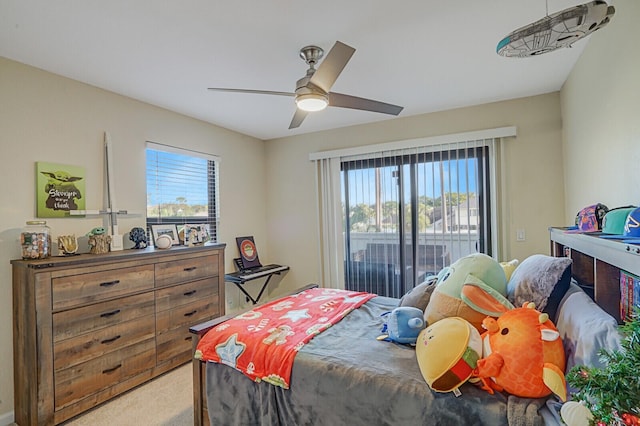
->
xmin=516 ymin=229 xmax=526 ymax=241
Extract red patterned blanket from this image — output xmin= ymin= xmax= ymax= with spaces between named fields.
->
xmin=195 ymin=287 xmax=375 ymax=388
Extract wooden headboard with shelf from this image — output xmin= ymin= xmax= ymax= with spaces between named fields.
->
xmin=549 ymin=227 xmax=640 ymax=324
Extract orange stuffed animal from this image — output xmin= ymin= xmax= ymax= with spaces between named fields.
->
xmin=473 ymin=302 xmax=567 ymax=401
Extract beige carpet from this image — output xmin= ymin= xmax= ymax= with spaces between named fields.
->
xmin=61 ymin=363 xmax=193 ymax=426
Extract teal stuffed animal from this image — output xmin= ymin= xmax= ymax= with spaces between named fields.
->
xmin=377 ymin=307 xmax=426 ymax=345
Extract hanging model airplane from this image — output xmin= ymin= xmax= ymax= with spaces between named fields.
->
xmin=497 ymin=0 xmax=615 ymax=57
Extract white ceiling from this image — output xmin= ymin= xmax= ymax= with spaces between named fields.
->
xmin=1 ymin=1 xmax=604 ymax=140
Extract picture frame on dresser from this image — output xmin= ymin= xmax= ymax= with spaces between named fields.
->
xmin=151 ymin=224 xmax=179 ymax=246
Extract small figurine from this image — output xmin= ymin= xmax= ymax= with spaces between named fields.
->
xmin=128 ymin=227 xmax=148 ymax=249
xmin=57 ymin=235 xmax=78 ymax=255
xmin=88 ymin=233 xmax=111 ymax=254
xmin=85 ymin=227 xmax=110 ymax=254
xmin=86 ymin=227 xmax=106 ymax=236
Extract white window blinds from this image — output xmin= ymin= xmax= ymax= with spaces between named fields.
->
xmin=146 ymin=142 xmax=220 ymax=241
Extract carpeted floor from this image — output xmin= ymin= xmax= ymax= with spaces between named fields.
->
xmin=61 ymin=363 xmax=193 ymax=426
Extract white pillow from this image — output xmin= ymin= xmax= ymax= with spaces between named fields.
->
xmin=555 ymin=282 xmax=621 ymax=372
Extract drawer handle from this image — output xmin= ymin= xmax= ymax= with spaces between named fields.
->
xmin=100 ymin=309 xmax=121 ymax=318
xmin=99 ymin=280 xmax=121 ymax=287
xmin=184 ymin=310 xmax=197 ymax=317
xmin=183 ymin=290 xmax=197 ymax=296
xmin=185 ymin=336 xmax=193 ymax=342
xmin=102 ymin=364 xmax=122 ymax=374
xmin=183 ymin=266 xmax=197 ymax=272
xmin=101 ymin=335 xmax=121 ymax=345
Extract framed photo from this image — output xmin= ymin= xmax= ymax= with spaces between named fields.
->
xmin=151 ymin=224 xmax=179 ymax=246
xmin=183 ymin=224 xmax=210 ymax=246
xmin=235 ymin=236 xmax=261 ymax=269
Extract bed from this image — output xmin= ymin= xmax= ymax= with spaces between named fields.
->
xmin=190 ymin=230 xmax=632 ymax=426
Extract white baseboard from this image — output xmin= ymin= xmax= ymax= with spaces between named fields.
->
xmin=0 ymin=410 xmax=15 ymax=426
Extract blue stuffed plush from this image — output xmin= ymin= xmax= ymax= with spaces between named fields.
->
xmin=378 ymin=307 xmax=427 ymax=345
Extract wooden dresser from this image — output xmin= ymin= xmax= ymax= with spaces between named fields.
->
xmin=12 ymin=243 xmax=225 ymax=426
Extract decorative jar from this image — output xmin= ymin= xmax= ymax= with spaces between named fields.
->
xmin=20 ymin=220 xmax=51 ymax=259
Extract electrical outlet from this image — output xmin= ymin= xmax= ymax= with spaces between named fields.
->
xmin=516 ymin=229 xmax=526 ymax=241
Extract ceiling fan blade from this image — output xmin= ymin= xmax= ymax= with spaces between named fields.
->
xmin=329 ymin=92 xmax=404 ymax=116
xmin=289 ymin=109 xmax=308 ymax=129
xmin=309 ymin=41 xmax=356 ymax=93
xmin=207 ymin=88 xmax=295 ymax=97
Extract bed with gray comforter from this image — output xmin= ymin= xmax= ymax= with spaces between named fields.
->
xmin=205 ymin=295 xmax=548 ymax=426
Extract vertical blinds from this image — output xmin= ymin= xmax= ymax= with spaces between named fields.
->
xmin=341 ymin=138 xmax=494 ymax=295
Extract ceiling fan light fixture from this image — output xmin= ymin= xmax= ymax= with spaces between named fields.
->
xmin=295 ymin=93 xmax=328 ymax=112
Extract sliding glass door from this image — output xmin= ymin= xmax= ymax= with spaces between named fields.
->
xmin=342 ymin=145 xmax=491 ymax=297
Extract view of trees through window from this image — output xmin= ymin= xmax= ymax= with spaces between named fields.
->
xmin=342 ymin=147 xmax=490 ymax=297
xmin=347 ymin=192 xmax=476 ymax=234
xmin=146 ymin=195 xmax=209 ymax=219
xmin=146 ymin=145 xmax=218 ymax=241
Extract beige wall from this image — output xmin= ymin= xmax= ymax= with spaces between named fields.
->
xmin=0 ymin=57 xmax=266 ymax=421
xmin=265 ymin=92 xmax=566 ymax=297
xmin=561 ymin=0 xmax=640 ymax=220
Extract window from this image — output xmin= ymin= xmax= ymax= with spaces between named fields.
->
xmin=342 ymin=145 xmax=491 ymax=297
xmin=146 ymin=142 xmax=220 ymax=242
xmin=310 ymin=127 xmax=515 ymax=294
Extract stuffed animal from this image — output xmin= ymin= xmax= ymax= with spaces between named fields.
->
xmin=500 ymin=259 xmax=519 ymax=282
xmin=415 ymin=316 xmax=482 ymax=393
xmin=424 ymin=253 xmax=514 ymax=333
xmin=473 ymin=302 xmax=567 ymax=401
xmin=377 ymin=307 xmax=426 ymax=345
xmin=560 ymin=401 xmax=593 ymax=426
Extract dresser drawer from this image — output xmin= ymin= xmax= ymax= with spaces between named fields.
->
xmin=53 ymin=292 xmax=155 ymax=343
xmin=54 ymin=315 xmax=155 ymax=370
xmin=155 ymin=278 xmax=218 ymax=313
xmin=52 ymin=265 xmax=155 ymax=310
xmin=156 ymin=297 xmax=218 ymax=334
xmin=154 ymin=254 xmax=218 ymax=287
xmin=54 ymin=339 xmax=155 ymax=410
xmin=156 ymin=326 xmax=199 ymax=365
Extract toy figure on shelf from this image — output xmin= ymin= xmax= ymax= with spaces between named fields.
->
xmin=128 ymin=227 xmax=148 ymax=249
xmin=57 ymin=235 xmax=78 ymax=255
xmin=86 ymin=227 xmax=110 ymax=254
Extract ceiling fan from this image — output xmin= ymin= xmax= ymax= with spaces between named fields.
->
xmin=207 ymin=41 xmax=404 ymax=129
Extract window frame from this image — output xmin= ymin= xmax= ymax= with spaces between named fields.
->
xmin=310 ymin=127 xmax=514 ymax=291
xmin=341 ymin=145 xmax=491 ymax=296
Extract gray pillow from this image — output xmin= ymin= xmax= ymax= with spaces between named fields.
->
xmin=555 ymin=282 xmax=621 ymax=371
xmin=399 ymin=275 xmax=437 ymax=311
xmin=506 ymin=254 xmax=572 ymax=320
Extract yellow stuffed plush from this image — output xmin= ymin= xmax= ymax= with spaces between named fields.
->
xmin=415 ymin=317 xmax=482 ymax=393
xmin=500 ymin=259 xmax=519 ymax=282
